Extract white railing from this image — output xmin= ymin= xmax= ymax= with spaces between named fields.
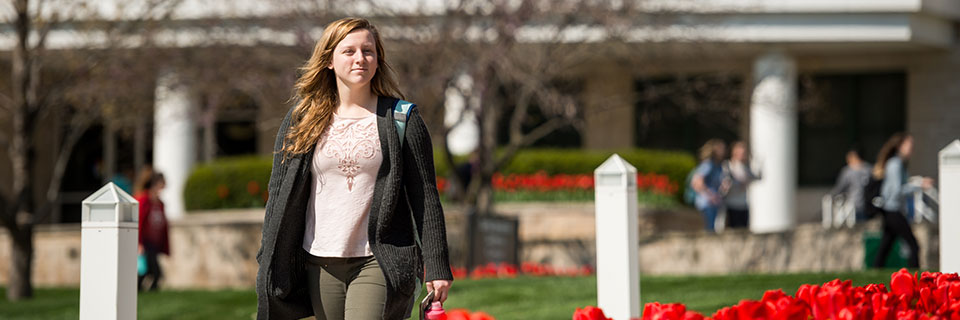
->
xmin=822 ymin=180 xmax=939 ymax=229
xmin=822 ymin=194 xmax=855 ymax=228
xmin=911 ymin=188 xmax=939 ymax=224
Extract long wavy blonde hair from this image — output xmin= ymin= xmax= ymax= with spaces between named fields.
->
xmin=282 ymin=18 xmax=404 ymax=158
xmin=873 ymin=132 xmax=908 ymax=179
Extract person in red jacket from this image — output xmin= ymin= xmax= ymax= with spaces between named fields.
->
xmin=134 ymin=167 xmax=169 ymax=291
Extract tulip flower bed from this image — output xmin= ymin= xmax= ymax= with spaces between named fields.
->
xmin=450 ymin=262 xmax=594 ymax=280
xmin=438 ymin=172 xmax=681 ymax=206
xmin=574 ymin=269 xmax=958 ymax=320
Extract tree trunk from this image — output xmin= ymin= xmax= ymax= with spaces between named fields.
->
xmin=474 ymin=69 xmax=497 ymax=216
xmin=6 ymin=0 xmax=36 ymax=301
xmin=6 ymin=94 xmax=36 ymax=301
xmin=202 ymin=117 xmax=216 ymax=163
xmin=7 ymin=226 xmax=34 ymax=301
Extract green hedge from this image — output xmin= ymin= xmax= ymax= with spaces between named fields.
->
xmin=435 ymin=148 xmax=696 ymax=190
xmin=183 ymin=156 xmax=272 ymax=211
xmin=184 ymin=148 xmax=696 ymax=210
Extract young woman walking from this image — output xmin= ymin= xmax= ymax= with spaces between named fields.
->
xmin=256 ymin=18 xmax=453 ymax=320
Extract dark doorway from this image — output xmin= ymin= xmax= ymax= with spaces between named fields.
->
xmin=797 ymin=72 xmax=906 ymax=186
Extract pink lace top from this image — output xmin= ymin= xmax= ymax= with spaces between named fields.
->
xmin=303 ymin=113 xmax=382 ymax=257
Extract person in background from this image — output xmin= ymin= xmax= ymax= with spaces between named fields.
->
xmin=830 ymin=148 xmax=872 ymax=222
xmin=449 ymin=151 xmax=479 ymax=201
xmin=691 ymin=139 xmax=726 ymax=232
xmin=111 ymin=163 xmax=135 ymax=194
xmin=134 ymin=167 xmax=170 ymax=291
xmin=871 ymin=133 xmax=934 ymax=269
xmin=722 ymin=141 xmax=759 ymax=229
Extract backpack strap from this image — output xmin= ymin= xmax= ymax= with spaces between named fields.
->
xmin=393 ymin=99 xmax=425 ymax=292
xmin=393 ymin=99 xmax=416 ymax=147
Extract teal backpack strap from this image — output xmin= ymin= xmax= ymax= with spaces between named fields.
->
xmin=393 ymin=100 xmax=424 ymax=248
xmin=393 ymin=99 xmax=416 ymax=147
xmin=394 ymin=99 xmax=426 ymax=299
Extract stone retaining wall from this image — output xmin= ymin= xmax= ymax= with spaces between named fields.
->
xmin=0 ymin=203 xmax=938 ymax=289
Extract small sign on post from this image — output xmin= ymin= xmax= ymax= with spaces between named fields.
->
xmin=80 ymin=183 xmax=138 ymax=320
xmin=940 ymin=140 xmax=960 ymax=273
xmin=468 ymin=213 xmax=519 ymax=268
xmin=594 ymin=154 xmax=641 ymax=320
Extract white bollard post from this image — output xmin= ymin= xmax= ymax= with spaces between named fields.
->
xmin=594 ymin=154 xmax=641 ymax=319
xmin=940 ymin=140 xmax=960 ymax=273
xmin=80 ymin=183 xmax=139 ymax=320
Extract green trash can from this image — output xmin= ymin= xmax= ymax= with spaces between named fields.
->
xmin=863 ymin=231 xmax=909 ymax=269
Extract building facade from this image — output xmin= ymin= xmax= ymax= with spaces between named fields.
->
xmin=2 ymin=0 xmax=958 ymax=232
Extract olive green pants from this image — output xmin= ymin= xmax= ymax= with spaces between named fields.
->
xmin=306 ymin=254 xmax=387 ymax=320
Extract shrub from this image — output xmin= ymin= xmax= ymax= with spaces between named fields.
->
xmin=437 ymin=148 xmax=694 ymax=181
xmin=183 ymin=156 xmax=272 ymax=211
xmin=184 ymin=148 xmax=696 ymax=210
xmin=436 ymin=148 xmax=696 ymax=200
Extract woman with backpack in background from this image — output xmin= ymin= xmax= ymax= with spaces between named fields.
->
xmin=871 ymin=133 xmax=935 ymax=269
xmin=691 ymin=139 xmax=727 ymax=232
xmin=255 ymin=18 xmax=453 ymax=320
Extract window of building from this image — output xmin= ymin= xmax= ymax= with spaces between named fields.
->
xmin=797 ymin=72 xmax=905 ymax=186
xmin=634 ymin=74 xmax=745 ymax=154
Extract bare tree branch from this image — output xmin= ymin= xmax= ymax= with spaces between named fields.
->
xmin=496 ymin=117 xmax=573 ymax=170
xmin=0 ymin=92 xmax=12 ymax=112
xmin=507 ymin=85 xmax=535 ymax=143
xmin=34 ymin=114 xmax=92 ymax=224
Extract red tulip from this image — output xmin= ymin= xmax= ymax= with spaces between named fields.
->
xmin=216 ymin=184 xmax=230 ymax=199
xmin=762 ymin=290 xmax=787 ymax=304
xmin=733 ymin=299 xmax=774 ymax=320
xmin=642 ymin=302 xmax=690 ymax=320
xmin=712 ymin=306 xmax=736 ymax=320
xmin=437 ymin=177 xmax=448 ymax=192
xmin=683 ymin=311 xmax=704 ymax=320
xmin=469 ymin=311 xmax=495 ymax=320
xmin=574 ymin=305 xmax=611 ymax=320
xmin=246 ymin=181 xmax=260 ymax=196
xmin=891 ymin=268 xmax=917 ymax=301
xmin=447 ymin=309 xmax=472 ymax=320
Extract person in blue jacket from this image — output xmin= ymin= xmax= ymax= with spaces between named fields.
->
xmin=871 ymin=133 xmax=934 ymax=268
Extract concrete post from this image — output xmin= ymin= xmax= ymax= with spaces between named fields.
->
xmin=80 ymin=183 xmax=139 ymax=320
xmin=594 ymin=154 xmax=640 ymax=320
xmin=154 ymin=70 xmax=197 ymax=219
xmin=748 ymin=50 xmax=798 ymax=233
xmin=940 ymin=140 xmax=960 ymax=273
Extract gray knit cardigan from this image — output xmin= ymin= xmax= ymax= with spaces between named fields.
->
xmin=255 ymin=96 xmax=453 ymax=319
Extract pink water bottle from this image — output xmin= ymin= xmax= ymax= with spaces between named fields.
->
xmin=425 ymin=301 xmax=447 ymax=320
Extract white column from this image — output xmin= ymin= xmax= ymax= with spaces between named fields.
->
xmin=153 ymin=70 xmax=197 ymax=219
xmin=444 ymin=73 xmax=479 ymax=155
xmin=940 ymin=140 xmax=960 ymax=273
xmin=748 ymin=50 xmax=798 ymax=233
xmin=594 ymin=154 xmax=640 ymax=320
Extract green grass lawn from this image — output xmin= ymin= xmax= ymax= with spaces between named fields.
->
xmin=0 ymin=270 xmax=896 ymax=319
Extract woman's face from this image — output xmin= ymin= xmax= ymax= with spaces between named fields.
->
xmin=899 ymin=136 xmax=914 ymax=159
xmin=714 ymin=144 xmax=727 ymax=161
xmin=329 ymin=29 xmax=378 ymax=89
xmin=731 ymin=144 xmax=746 ymax=161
